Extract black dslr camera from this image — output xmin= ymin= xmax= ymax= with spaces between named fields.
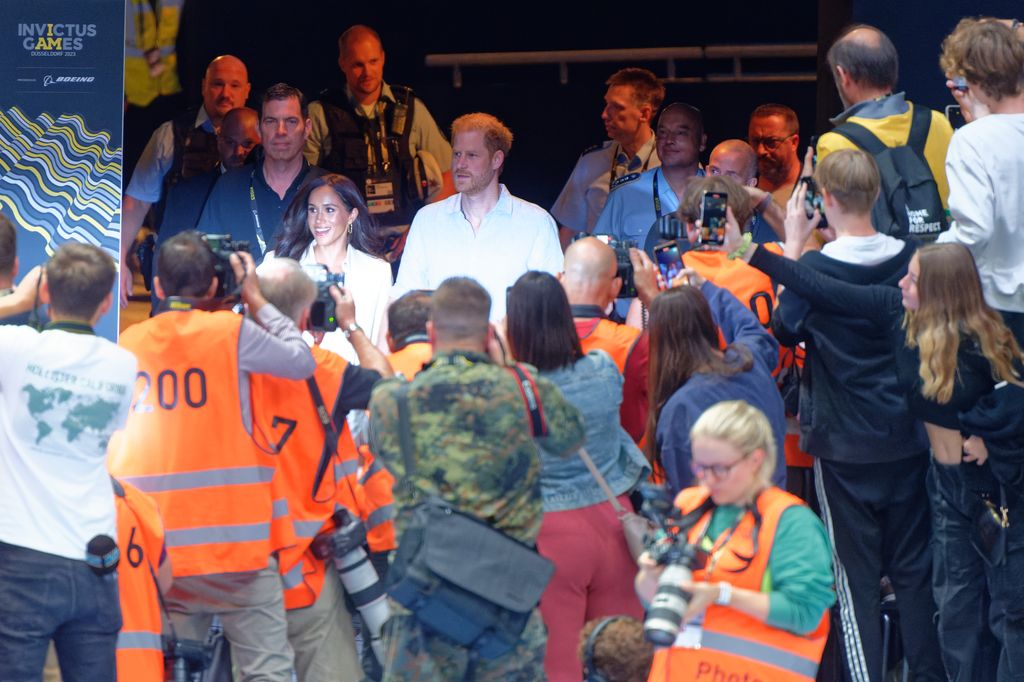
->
xmin=637 ymin=484 xmax=709 ymax=646
xmin=593 ymin=235 xmax=638 ymax=298
xmin=303 ymin=264 xmax=345 ymax=332
xmin=162 ymin=635 xmax=214 ymax=682
xmin=200 ymin=234 xmax=251 ymax=299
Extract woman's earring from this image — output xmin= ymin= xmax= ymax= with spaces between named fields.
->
xmin=347 ymin=221 xmax=353 ymax=235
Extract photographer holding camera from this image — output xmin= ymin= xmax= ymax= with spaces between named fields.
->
xmin=635 ymin=400 xmax=833 ymax=681
xmin=251 ymin=257 xmax=395 ymax=681
xmin=108 ymin=231 xmax=316 ymax=682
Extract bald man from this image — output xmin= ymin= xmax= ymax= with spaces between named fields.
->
xmin=561 ymin=237 xmax=649 ymax=441
xmin=305 ymin=24 xmax=452 ymax=264
xmin=707 ymin=140 xmax=784 ymax=242
xmin=818 ymin=24 xmax=953 ymax=241
xmin=121 ymin=54 xmax=253 ymax=306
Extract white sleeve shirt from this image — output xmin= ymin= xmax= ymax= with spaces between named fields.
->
xmin=394 ymin=184 xmax=563 ymax=320
xmin=0 ymin=327 xmax=137 ymax=560
xmin=938 ymin=113 xmax=1024 ymax=314
xmin=126 ymin=108 xmax=212 ymax=203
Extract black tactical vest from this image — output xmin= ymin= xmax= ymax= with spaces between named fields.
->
xmin=318 ymin=85 xmax=425 ymax=227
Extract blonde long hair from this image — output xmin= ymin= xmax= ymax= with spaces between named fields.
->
xmin=903 ymin=244 xmax=1023 ymax=403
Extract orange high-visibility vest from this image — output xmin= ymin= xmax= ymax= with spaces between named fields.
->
xmin=252 ymin=346 xmax=396 ymax=610
xmin=387 ymin=341 xmax=433 ymax=379
xmin=648 ymin=486 xmax=829 ymax=682
xmin=683 ymin=244 xmax=782 ymax=328
xmin=113 ymin=479 xmax=165 ymax=682
xmin=575 ymin=318 xmax=641 ymax=372
xmin=357 ymin=443 xmax=397 ymax=554
xmin=110 ymin=310 xmax=282 ymax=577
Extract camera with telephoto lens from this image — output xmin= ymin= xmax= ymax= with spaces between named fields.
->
xmin=303 ymin=264 xmax=345 ymax=332
xmin=310 ymin=508 xmax=391 ymax=663
xmin=591 ymin=235 xmax=638 ymax=298
xmin=200 ymin=234 xmax=251 ymax=299
xmin=637 ymin=485 xmax=709 ymax=647
xmin=162 ymin=635 xmax=214 ymax=682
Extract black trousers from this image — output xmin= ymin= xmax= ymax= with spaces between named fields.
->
xmin=814 ymin=453 xmax=945 ymax=682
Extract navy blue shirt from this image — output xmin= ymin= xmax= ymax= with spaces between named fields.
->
xmin=197 ymin=160 xmax=322 ymax=261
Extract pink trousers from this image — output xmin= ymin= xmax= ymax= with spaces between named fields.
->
xmin=536 ymin=495 xmax=644 ymax=682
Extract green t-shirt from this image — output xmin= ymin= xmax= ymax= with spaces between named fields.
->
xmin=700 ymin=502 xmax=835 ymax=635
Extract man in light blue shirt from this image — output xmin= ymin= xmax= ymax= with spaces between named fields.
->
xmin=551 ymin=68 xmax=664 ymax=245
xmin=394 ymin=113 xmax=562 ymax=321
xmin=594 ymin=103 xmax=706 ymax=247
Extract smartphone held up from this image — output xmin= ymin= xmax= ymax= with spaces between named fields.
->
xmin=698 ymin=191 xmax=727 ymax=246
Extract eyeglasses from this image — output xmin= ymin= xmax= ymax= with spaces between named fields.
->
xmin=690 ymin=453 xmax=752 ymax=479
xmin=749 ymin=134 xmax=795 ymax=151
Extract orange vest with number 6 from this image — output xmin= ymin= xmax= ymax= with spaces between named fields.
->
xmin=113 ymin=478 xmax=165 ymax=682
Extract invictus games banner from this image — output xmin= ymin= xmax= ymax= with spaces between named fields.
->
xmin=0 ymin=0 xmax=125 ymax=340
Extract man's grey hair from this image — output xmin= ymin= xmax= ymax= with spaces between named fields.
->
xmin=258 ymin=258 xmax=317 ymax=323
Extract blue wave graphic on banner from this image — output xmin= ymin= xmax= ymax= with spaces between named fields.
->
xmin=0 ymin=106 xmax=121 ymax=257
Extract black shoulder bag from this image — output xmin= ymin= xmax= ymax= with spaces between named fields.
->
xmin=386 ymin=365 xmax=555 ymax=660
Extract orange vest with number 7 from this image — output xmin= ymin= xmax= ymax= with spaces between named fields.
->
xmin=647 ymin=486 xmax=829 ymax=682
xmin=252 ymin=346 xmax=396 ymax=609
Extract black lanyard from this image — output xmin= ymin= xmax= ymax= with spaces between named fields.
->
xmin=652 ymin=169 xmax=663 ymax=218
xmin=248 ymin=169 xmax=268 ymax=254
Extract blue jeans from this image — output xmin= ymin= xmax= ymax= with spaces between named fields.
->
xmin=929 ymin=461 xmax=1024 ymax=681
xmin=0 ymin=541 xmax=121 ymax=682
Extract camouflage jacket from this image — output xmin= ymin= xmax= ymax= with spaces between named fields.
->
xmin=368 ymin=350 xmax=584 ymax=545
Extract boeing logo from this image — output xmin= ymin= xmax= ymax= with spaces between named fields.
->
xmin=42 ymin=75 xmax=95 ymax=87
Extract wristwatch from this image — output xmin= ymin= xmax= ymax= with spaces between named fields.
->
xmin=715 ymin=581 xmax=733 ymax=606
xmin=342 ymin=322 xmax=360 ymax=339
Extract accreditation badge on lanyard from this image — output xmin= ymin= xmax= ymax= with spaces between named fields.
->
xmin=674 ymin=613 xmax=705 ymax=648
xmin=365 ymin=178 xmax=396 ymax=215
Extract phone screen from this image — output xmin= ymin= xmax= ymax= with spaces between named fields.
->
xmin=654 ymin=241 xmax=684 ymax=283
xmin=700 ymin=191 xmax=727 ymax=245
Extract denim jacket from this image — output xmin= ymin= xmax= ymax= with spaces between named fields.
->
xmin=538 ymin=351 xmax=650 ymax=512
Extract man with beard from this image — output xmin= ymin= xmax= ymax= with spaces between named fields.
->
xmin=198 ymin=84 xmax=323 ymax=261
xmin=748 ymin=103 xmax=802 ymax=208
xmin=393 ymin=113 xmax=563 ymax=321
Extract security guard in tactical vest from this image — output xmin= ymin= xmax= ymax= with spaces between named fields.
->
xmin=305 ymin=25 xmax=452 ymax=260
xmin=120 ymin=55 xmax=252 ymax=306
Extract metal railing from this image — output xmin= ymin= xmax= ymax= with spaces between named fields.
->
xmin=425 ymin=44 xmax=818 ymax=88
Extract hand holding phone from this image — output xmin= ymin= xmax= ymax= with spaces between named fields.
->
xmin=653 ymin=241 xmax=684 ymax=286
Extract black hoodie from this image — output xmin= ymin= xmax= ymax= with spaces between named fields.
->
xmin=766 ymin=241 xmax=928 ymax=463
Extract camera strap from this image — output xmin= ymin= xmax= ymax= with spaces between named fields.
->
xmin=307 ymin=376 xmax=344 ymax=501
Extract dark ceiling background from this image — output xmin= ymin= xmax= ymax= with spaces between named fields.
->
xmin=171 ymin=0 xmax=819 ymax=209
xmin=163 ymin=0 xmax=1018 ymax=210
